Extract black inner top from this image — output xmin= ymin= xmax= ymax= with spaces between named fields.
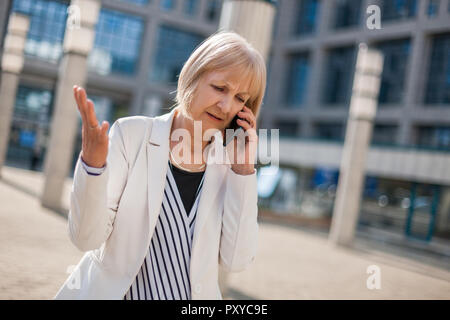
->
xmin=169 ymin=162 xmax=205 ymax=216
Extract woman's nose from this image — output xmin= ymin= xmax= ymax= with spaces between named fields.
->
xmin=218 ymin=96 xmax=232 ymax=113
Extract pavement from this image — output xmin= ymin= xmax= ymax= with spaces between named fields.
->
xmin=0 ymin=165 xmax=449 ymax=300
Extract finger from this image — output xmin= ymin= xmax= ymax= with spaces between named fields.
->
xmin=237 ymin=111 xmax=255 ymax=128
xmin=73 ymin=85 xmax=80 ymax=111
xmin=242 ymin=106 xmax=257 ymax=126
xmin=85 ymin=99 xmax=100 ymax=129
xmin=237 ymin=118 xmax=252 ymax=131
xmin=74 ymin=86 xmax=88 ymax=125
xmin=76 ymin=87 xmax=89 ymax=126
xmin=243 ymin=105 xmax=254 ymax=115
xmin=78 ymin=86 xmax=98 ymax=128
xmin=245 ymin=127 xmax=258 ymax=142
xmin=100 ymin=120 xmax=109 ymax=137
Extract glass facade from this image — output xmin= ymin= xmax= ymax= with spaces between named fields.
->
xmin=205 ymin=0 xmax=221 ymax=21
xmin=361 ymin=177 xmax=446 ymax=241
xmin=416 ymin=126 xmax=450 ymax=150
xmin=89 ymin=9 xmax=144 ymax=76
xmin=313 ymin=123 xmax=344 ymax=141
xmin=381 ymin=0 xmax=417 ymax=21
xmin=376 ymin=39 xmax=411 ymax=104
xmin=259 ymin=166 xmax=450 ymax=241
xmin=160 ymin=0 xmax=176 ymax=11
xmin=372 ymin=124 xmax=398 ymax=145
xmin=426 ymin=0 xmax=440 ymax=17
xmin=120 ymin=0 xmax=149 ymax=5
xmin=322 ymin=46 xmax=356 ymax=105
xmin=6 ymin=86 xmax=54 ymax=172
xmin=333 ymin=0 xmax=362 ymax=29
xmin=286 ymin=53 xmax=310 ymax=106
xmin=425 ymin=33 xmax=450 ymax=104
xmin=274 ymin=119 xmax=300 ymax=138
xmin=258 ymin=166 xmax=338 ymax=219
xmin=293 ymin=0 xmax=320 ymax=35
xmin=183 ymin=0 xmax=199 ymax=16
xmin=12 ymin=0 xmax=68 ymax=63
xmin=149 ymin=26 xmax=204 ymax=84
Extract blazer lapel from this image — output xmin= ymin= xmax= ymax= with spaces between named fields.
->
xmin=146 ymin=108 xmax=177 ymax=234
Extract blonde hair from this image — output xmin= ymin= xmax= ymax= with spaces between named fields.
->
xmin=174 ymin=30 xmax=267 ymax=120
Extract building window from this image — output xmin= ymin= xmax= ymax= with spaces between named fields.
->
xmin=360 ymin=177 xmax=411 ymax=233
xmin=6 ymin=85 xmax=54 ymax=171
xmin=313 ymin=123 xmax=344 ymax=141
xmin=286 ymin=53 xmax=310 ymax=107
xmin=425 ymin=33 xmax=450 ymax=104
xmin=381 ymin=0 xmax=417 ymax=21
xmin=150 ymin=26 xmax=204 ymax=84
xmin=274 ymin=119 xmax=300 ymax=138
xmin=372 ymin=124 xmax=398 ymax=145
xmin=334 ymin=0 xmax=362 ymax=29
xmin=160 ymin=0 xmax=176 ymax=11
xmin=427 ymin=0 xmax=440 ymax=17
xmin=322 ymin=46 xmax=356 ymax=105
xmin=375 ymin=39 xmax=411 ymax=104
xmin=183 ymin=0 xmax=198 ymax=16
xmin=12 ymin=0 xmax=68 ymax=63
xmin=88 ymin=9 xmax=144 ymax=76
xmin=119 ymin=0 xmax=149 ymax=5
xmin=205 ymin=0 xmax=221 ymax=22
xmin=416 ymin=126 xmax=450 ymax=150
xmin=294 ymin=0 xmax=320 ymax=35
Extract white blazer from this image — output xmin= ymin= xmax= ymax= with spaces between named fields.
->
xmin=54 ymin=107 xmax=259 ymax=300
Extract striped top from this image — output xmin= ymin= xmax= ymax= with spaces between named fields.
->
xmin=123 ymin=161 xmax=205 ymax=300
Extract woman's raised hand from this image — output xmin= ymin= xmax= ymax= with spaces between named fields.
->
xmin=73 ymin=85 xmax=110 ymax=168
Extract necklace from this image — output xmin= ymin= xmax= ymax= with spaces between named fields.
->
xmin=169 ymin=148 xmax=206 ymax=173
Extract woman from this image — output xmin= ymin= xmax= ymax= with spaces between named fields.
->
xmin=54 ymin=31 xmax=266 ymax=300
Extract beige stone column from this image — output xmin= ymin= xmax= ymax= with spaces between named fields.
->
xmin=0 ymin=13 xmax=30 ymax=177
xmin=218 ymin=0 xmax=277 ymax=298
xmin=41 ymin=0 xmax=100 ymax=211
xmin=329 ymin=44 xmax=384 ymax=247
xmin=219 ymin=0 xmax=276 ymax=61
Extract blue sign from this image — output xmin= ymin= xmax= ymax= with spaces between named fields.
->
xmin=19 ymin=130 xmax=36 ymax=148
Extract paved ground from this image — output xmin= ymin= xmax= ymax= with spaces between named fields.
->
xmin=0 ymin=166 xmax=449 ymax=300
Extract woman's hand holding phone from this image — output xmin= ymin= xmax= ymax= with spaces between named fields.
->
xmin=226 ymin=105 xmax=258 ymax=175
xmin=73 ymin=85 xmax=110 ymax=168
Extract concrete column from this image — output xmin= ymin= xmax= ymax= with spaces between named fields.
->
xmin=217 ymin=0 xmax=276 ymax=299
xmin=0 ymin=0 xmax=12 ymax=45
xmin=142 ymin=94 xmax=163 ymax=117
xmin=219 ymin=0 xmax=276 ymax=61
xmin=41 ymin=0 xmax=100 ymax=211
xmin=0 ymin=12 xmax=30 ymax=177
xmin=329 ymin=44 xmax=383 ymax=247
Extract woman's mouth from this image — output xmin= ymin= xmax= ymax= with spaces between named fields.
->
xmin=206 ymin=112 xmax=223 ymax=122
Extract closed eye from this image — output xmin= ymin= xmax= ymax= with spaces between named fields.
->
xmin=212 ymin=84 xmax=246 ymax=103
xmin=211 ymin=85 xmax=224 ymax=92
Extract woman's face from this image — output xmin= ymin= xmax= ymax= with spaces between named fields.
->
xmin=188 ymin=69 xmax=251 ymax=133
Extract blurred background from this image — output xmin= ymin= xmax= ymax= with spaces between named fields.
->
xmin=0 ymin=0 xmax=449 ymax=299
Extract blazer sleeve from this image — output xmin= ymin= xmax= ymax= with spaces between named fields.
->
xmin=80 ymin=157 xmax=106 ymax=175
xmin=219 ymin=166 xmax=259 ymax=272
xmin=68 ymin=120 xmax=129 ymax=252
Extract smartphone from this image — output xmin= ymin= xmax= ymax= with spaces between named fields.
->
xmin=223 ymin=109 xmax=245 ymax=147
